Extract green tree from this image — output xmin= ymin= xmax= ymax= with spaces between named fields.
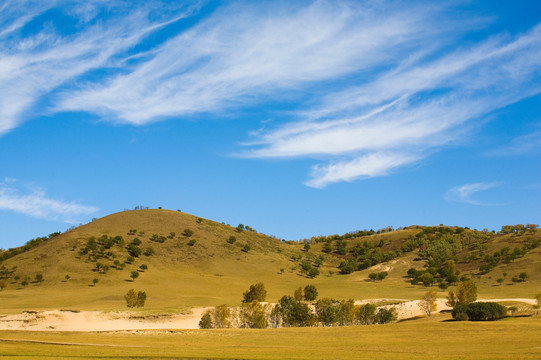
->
xmin=279 ymin=295 xmax=315 ymax=327
xmin=183 ymin=229 xmax=194 ymax=237
xmin=199 ymin=311 xmax=213 ymax=329
xmin=294 ymin=287 xmax=304 ymax=301
xmin=315 ymin=298 xmax=339 ymax=326
xmin=376 ymin=307 xmax=397 ymax=324
xmin=303 ymin=285 xmax=318 ymax=301
xmin=239 ymin=301 xmax=268 ymax=329
xmin=420 ymin=291 xmax=438 ymax=317
xmin=242 ymin=282 xmax=267 ymax=303
xmin=418 ymin=272 xmax=435 ymax=287
xmin=65 ymin=274 xmax=70 ymax=281
xmin=125 ymin=289 xmax=146 ymax=308
xmin=303 ymin=243 xmax=311 ymax=251
xmin=227 ymin=236 xmax=237 ymax=244
xmin=337 ymin=299 xmax=356 ymax=326
xmin=212 ymin=304 xmax=232 ymax=328
xmin=92 ymin=278 xmax=99 ymax=286
xmin=356 ymin=303 xmax=377 ymax=325
xmin=130 ymin=270 xmax=139 ymax=281
xmin=447 ymin=280 xmax=477 ymax=307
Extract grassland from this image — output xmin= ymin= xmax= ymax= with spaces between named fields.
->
xmin=0 ymin=314 xmax=540 ymax=359
xmin=0 ymin=209 xmax=540 ymax=314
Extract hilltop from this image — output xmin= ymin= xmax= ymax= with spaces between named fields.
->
xmin=0 ymin=210 xmax=539 ymax=313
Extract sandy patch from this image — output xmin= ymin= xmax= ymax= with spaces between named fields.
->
xmin=0 ymin=298 xmax=534 ymax=331
xmin=0 ymin=308 xmax=208 ymax=332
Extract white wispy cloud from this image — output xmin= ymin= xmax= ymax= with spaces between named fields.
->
xmin=445 ymin=182 xmax=501 ymax=206
xmin=486 ymin=128 xmax=541 ymax=156
xmin=242 ymin=20 xmax=541 ymax=187
xmin=0 ymin=182 xmax=99 ymax=221
xmin=0 ymin=0 xmax=198 ymax=135
xmin=2 ymin=1 xmax=541 ymax=188
xmin=57 ymin=1 xmax=447 ymax=123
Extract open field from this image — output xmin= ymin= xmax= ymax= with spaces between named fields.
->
xmin=1 ymin=315 xmax=540 ymax=359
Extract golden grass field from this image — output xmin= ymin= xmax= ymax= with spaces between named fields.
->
xmin=0 ymin=314 xmax=540 ymax=359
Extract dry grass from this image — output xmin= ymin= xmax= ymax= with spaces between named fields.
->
xmin=0 ymin=315 xmax=540 ymax=359
xmin=0 ymin=210 xmax=539 ymax=314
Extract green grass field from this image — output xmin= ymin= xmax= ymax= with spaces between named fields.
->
xmin=1 ymin=315 xmax=540 ymax=359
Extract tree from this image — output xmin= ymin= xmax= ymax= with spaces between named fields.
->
xmin=183 ymin=229 xmax=194 ymax=237
xmin=269 ymin=304 xmax=281 ymax=328
xmin=139 ymin=264 xmax=148 ymax=271
xmin=337 ymin=299 xmax=355 ymax=326
xmin=534 ymin=294 xmax=541 ymax=315
xmin=294 ymin=287 xmax=304 ymax=301
xmin=303 ymin=243 xmax=311 ymax=251
xmin=242 ymin=282 xmax=267 ymax=303
xmin=447 ymin=280 xmax=477 ymax=307
xmin=418 ymin=272 xmax=435 ymax=287
xmin=239 ymin=301 xmax=267 ymax=329
xmin=65 ymin=274 xmax=70 ymax=281
xmin=130 ymin=270 xmax=139 ymax=281
xmin=304 ymin=285 xmax=318 ymax=301
xmin=279 ymin=295 xmax=315 ymax=327
xmin=356 ymin=303 xmax=377 ymax=325
xmin=212 ymin=304 xmax=231 ymax=328
xmin=92 ymin=278 xmax=99 ymax=286
xmin=125 ymin=289 xmax=147 ymax=308
xmin=227 ymin=236 xmax=237 ymax=244
xmin=419 ymin=291 xmax=438 ymax=317
xmin=199 ymin=310 xmax=213 ymax=329
xmin=376 ymin=307 xmax=397 ymax=324
xmin=315 ymin=298 xmax=339 ymax=326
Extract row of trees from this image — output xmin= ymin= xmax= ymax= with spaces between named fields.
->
xmin=200 ymin=283 xmax=398 ymax=329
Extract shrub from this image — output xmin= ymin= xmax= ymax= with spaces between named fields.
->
xmin=183 ymin=229 xmax=194 ymax=237
xmin=127 ymin=244 xmax=142 ymax=257
xmin=452 ymin=302 xmax=507 ymax=321
xmin=242 ymin=244 xmax=251 ymax=253
xmin=227 ymin=236 xmax=237 ymax=244
xmin=187 ymin=239 xmax=197 ymax=246
xmin=368 ymin=271 xmax=388 ymax=281
xmin=454 ymin=312 xmax=469 ymax=321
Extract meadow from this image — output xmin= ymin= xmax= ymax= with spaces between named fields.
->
xmin=0 ymin=314 xmax=540 ymax=359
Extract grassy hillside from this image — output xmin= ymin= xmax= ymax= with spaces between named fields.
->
xmin=0 ymin=210 xmax=539 ymax=313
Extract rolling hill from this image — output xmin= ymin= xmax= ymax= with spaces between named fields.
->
xmin=0 ymin=209 xmax=539 ymax=313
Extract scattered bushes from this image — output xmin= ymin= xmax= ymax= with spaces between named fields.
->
xmin=368 ymin=271 xmax=388 ymax=281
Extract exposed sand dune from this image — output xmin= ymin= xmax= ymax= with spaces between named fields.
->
xmin=0 ymin=298 xmax=534 ymax=331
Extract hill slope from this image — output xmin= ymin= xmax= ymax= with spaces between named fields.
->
xmin=0 ymin=210 xmax=539 ymax=313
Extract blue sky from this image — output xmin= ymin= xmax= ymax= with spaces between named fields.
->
xmin=1 ymin=0 xmax=540 ymax=249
